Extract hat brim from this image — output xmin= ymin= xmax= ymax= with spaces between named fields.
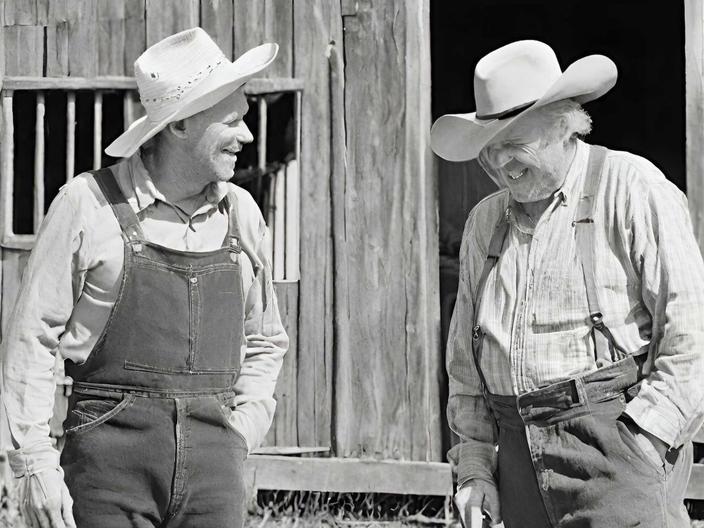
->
xmin=430 ymin=54 xmax=618 ymax=162
xmin=105 ymin=42 xmax=279 ymax=158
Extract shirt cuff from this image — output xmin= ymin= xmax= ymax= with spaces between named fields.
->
xmin=8 ymin=440 xmax=60 ymax=478
xmin=448 ymin=439 xmax=497 ymax=487
xmin=624 ymin=385 xmax=685 ymax=447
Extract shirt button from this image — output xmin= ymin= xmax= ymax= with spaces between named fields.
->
xmin=190 ymin=277 xmax=198 ymax=284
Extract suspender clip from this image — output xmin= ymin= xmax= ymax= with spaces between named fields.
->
xmin=472 ymin=325 xmax=481 ymax=340
xmin=589 ymin=312 xmax=604 ymax=328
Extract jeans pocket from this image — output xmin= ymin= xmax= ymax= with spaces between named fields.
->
xmin=214 ymin=394 xmax=249 ymax=455
xmin=65 ymin=395 xmax=136 ymax=436
xmin=615 ymin=418 xmax=665 ymax=476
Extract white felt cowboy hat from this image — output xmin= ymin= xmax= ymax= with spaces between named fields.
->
xmin=106 ymin=27 xmax=278 ymax=158
xmin=430 ymin=40 xmax=617 ymax=162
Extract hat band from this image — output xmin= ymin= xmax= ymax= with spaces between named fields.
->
xmin=475 ymin=100 xmax=537 ymax=121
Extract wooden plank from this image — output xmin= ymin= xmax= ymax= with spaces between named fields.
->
xmin=123 ymin=0 xmax=146 ymax=76
xmin=1 ymin=91 xmax=14 ymax=242
xmin=3 ymin=0 xmax=37 ymax=25
xmin=66 ymin=92 xmax=75 ymax=180
xmin=263 ymin=0 xmax=293 ymax=78
xmin=201 ymin=0 xmax=234 ymax=59
xmin=0 ymin=234 xmax=35 ymax=250
xmin=244 ymin=456 xmax=453 ymax=496
xmin=686 ymin=463 xmax=704 ymax=500
xmin=284 ymin=159 xmax=300 ymax=280
xmin=232 ymin=0 xmax=265 ymax=57
xmin=98 ymin=0 xmax=126 ymax=76
xmin=292 ymin=0 xmax=342 ymax=449
xmin=335 ymin=0 xmax=440 ymax=460
xmin=252 ymin=446 xmax=328 ymax=456
xmin=33 ymin=92 xmax=45 ymax=231
xmin=685 ymin=0 xmax=704 ymax=250
xmin=2 ymin=25 xmax=43 ymax=76
xmin=267 ymin=281 xmax=299 ymax=447
xmin=272 ymin=167 xmax=285 ymax=280
xmin=145 ymin=0 xmax=198 ymax=47
xmin=46 ymin=22 xmax=70 ymax=77
xmin=93 ymin=91 xmax=103 ymax=170
xmin=67 ymin=0 xmax=98 ymax=77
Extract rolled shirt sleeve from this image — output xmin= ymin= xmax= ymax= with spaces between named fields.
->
xmin=230 ymin=197 xmax=288 ymax=452
xmin=625 ymin=176 xmax=704 ymax=448
xmin=446 ymin=209 xmax=498 ymax=487
xmin=1 ymin=187 xmax=88 ymax=476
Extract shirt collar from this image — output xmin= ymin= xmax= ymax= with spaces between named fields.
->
xmin=124 ymin=151 xmax=230 ymax=215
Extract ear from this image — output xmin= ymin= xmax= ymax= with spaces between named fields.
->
xmin=167 ymin=119 xmax=188 ymax=139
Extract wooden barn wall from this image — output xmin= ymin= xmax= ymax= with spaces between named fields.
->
xmin=0 ymin=0 xmax=441 ymax=461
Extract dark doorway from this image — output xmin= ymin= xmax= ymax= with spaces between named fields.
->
xmin=431 ymin=0 xmax=686 ymax=453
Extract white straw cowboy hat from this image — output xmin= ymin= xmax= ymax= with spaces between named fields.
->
xmin=106 ymin=27 xmax=278 ymax=158
xmin=430 ymin=40 xmax=617 ymax=162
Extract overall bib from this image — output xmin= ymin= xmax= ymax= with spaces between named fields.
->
xmin=470 ymin=147 xmax=693 ymax=528
xmin=60 ymin=169 xmax=250 ymax=528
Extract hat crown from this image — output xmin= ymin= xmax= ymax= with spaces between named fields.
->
xmin=474 ymin=40 xmax=562 ymax=118
xmin=134 ymin=27 xmax=228 ymax=122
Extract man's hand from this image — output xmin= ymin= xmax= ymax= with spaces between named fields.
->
xmin=18 ymin=468 xmax=76 ymax=528
xmin=454 ymin=479 xmax=501 ymax=527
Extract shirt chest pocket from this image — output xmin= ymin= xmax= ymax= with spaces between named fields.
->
xmin=532 ymin=255 xmax=590 ymax=332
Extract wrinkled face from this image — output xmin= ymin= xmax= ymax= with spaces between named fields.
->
xmin=183 ymin=87 xmax=253 ymax=183
xmin=478 ymin=111 xmax=571 ymax=203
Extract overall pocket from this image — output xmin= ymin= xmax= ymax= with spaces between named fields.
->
xmin=214 ymin=393 xmax=249 ymax=453
xmin=64 ymin=394 xmax=137 ymax=436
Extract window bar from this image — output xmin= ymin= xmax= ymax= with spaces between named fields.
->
xmin=285 ymin=91 xmax=302 ymax=280
xmin=93 ymin=91 xmax=103 ymax=170
xmin=1 ymin=91 xmax=15 ymax=239
xmin=66 ymin=92 xmax=76 ymax=181
xmin=123 ymin=91 xmax=134 ymax=130
xmin=273 ymin=164 xmax=286 ymax=281
xmin=257 ymin=96 xmax=274 ymax=266
xmin=34 ymin=92 xmax=46 ymax=231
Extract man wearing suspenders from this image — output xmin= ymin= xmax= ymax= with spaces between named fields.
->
xmin=432 ymin=41 xmax=704 ymax=527
xmin=1 ymin=29 xmax=287 ymax=527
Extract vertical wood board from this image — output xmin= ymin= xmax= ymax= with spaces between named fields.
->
xmin=685 ymin=0 xmax=704 ymax=251
xmin=201 ymin=0 xmax=234 ymax=59
xmin=145 ymin=0 xmax=198 ymax=46
xmin=123 ymin=0 xmax=146 ymax=76
xmin=263 ymin=0 xmax=293 ymax=77
xmin=98 ymin=0 xmax=126 ymax=76
xmin=292 ymin=0 xmax=341 ymax=448
xmin=67 ymin=0 xmax=98 ymax=77
xmin=232 ymin=0 xmax=265 ymax=56
xmin=3 ymin=25 xmax=43 ymax=76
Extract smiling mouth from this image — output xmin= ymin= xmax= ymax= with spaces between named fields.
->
xmin=507 ymin=168 xmax=527 ymax=180
xmin=222 ymin=147 xmax=239 ymax=157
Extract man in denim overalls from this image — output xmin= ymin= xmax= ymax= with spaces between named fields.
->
xmin=2 ymin=29 xmax=288 ymax=527
xmin=432 ymin=40 xmax=704 ymax=527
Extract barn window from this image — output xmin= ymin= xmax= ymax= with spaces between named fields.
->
xmin=0 ymin=77 xmax=302 ymax=281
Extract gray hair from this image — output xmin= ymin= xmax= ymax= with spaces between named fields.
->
xmin=533 ymin=99 xmax=593 ymax=145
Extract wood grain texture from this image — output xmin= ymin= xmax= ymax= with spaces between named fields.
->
xmin=232 ymin=0 xmax=265 ymax=56
xmin=123 ymin=0 xmax=146 ymax=76
xmin=45 ymin=22 xmax=69 ymax=76
xmin=67 ymin=0 xmax=98 ymax=77
xmin=3 ymin=25 xmax=43 ymax=76
xmin=335 ymin=0 xmax=440 ymax=460
xmin=264 ymin=281 xmax=299 ymax=447
xmin=685 ymin=0 xmax=704 ymax=251
xmin=292 ymin=0 xmax=341 ymax=449
xmin=98 ymin=0 xmax=126 ymax=76
xmin=200 ymin=0 xmax=233 ymax=59
xmin=245 ymin=455 xmax=453 ymax=496
xmin=263 ymin=0 xmax=293 ymax=77
xmin=2 ymin=0 xmax=37 ymax=26
xmin=145 ymin=0 xmax=198 ymax=47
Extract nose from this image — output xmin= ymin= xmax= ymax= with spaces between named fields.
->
xmin=234 ymin=121 xmax=254 ymax=145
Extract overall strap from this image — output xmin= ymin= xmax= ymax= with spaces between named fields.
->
xmin=574 ymin=145 xmax=629 ymax=361
xmin=89 ymin=168 xmax=145 ymax=243
xmin=471 ymin=206 xmax=511 ymax=394
xmin=223 ymin=191 xmax=268 ymax=310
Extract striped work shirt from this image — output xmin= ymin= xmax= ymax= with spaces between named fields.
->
xmin=447 ymin=140 xmax=704 ymax=486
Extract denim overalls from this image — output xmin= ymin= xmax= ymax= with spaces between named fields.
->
xmin=60 ymin=168 xmax=250 ymax=527
xmin=470 ymin=147 xmax=693 ymax=527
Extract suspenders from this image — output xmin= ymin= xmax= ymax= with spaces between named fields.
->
xmin=471 ymin=145 xmax=628 ymax=392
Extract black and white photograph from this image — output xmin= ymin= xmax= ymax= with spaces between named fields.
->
xmin=0 ymin=1 xmax=701 ymax=527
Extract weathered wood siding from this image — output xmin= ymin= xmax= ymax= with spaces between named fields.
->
xmin=0 ymin=0 xmax=441 ymax=462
